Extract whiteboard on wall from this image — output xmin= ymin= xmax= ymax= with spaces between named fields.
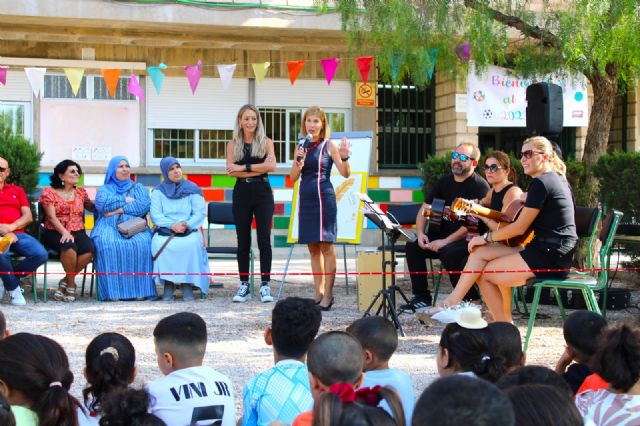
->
xmin=40 ymin=100 xmax=140 ymax=167
xmin=287 ymin=131 xmax=372 ymax=244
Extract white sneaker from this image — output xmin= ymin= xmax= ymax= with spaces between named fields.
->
xmin=232 ymin=282 xmax=250 ymax=303
xmin=9 ymin=287 xmax=26 ymax=306
xmin=259 ymin=285 xmax=274 ymax=303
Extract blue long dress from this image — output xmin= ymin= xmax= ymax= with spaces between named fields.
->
xmin=150 ymin=190 xmax=210 ymax=293
xmin=91 ymin=183 xmax=156 ymax=300
xmin=298 ymin=139 xmax=337 ymax=243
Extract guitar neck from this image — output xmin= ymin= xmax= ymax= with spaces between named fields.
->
xmin=468 ymin=203 xmax=505 ymax=222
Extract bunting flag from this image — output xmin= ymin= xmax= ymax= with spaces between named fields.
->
xmin=321 ymin=57 xmax=340 ymax=86
xmin=455 ymin=42 xmax=471 ymax=62
xmin=427 ymin=49 xmax=438 ymax=79
xmin=0 ymin=66 xmax=7 ymax=86
xmin=355 ymin=56 xmax=372 ymax=84
xmin=391 ymin=55 xmax=404 ymax=82
xmin=287 ymin=60 xmax=305 ymax=85
xmin=252 ymin=62 xmax=270 ymax=84
xmin=102 ymin=69 xmax=121 ymax=98
xmin=25 ymin=67 xmax=47 ymax=97
xmin=184 ymin=60 xmax=203 ymax=95
xmin=63 ymin=68 xmax=84 ymax=96
xmin=148 ymin=63 xmax=167 ymax=95
xmin=216 ymin=64 xmax=236 ymax=90
xmin=127 ymin=74 xmax=144 ymax=101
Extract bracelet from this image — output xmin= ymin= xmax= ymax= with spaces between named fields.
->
xmin=245 ymin=163 xmax=252 ymax=172
xmin=341 ymin=156 xmax=350 ymax=161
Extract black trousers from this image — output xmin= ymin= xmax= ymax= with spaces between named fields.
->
xmin=405 ymin=239 xmax=481 ymax=302
xmin=232 ymin=181 xmax=274 ymax=282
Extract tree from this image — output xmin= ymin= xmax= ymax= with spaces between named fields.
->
xmin=332 ymin=0 xmax=640 ymax=170
xmin=0 ymin=115 xmax=42 ymax=198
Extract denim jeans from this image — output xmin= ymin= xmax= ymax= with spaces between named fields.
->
xmin=0 ymin=233 xmax=48 ymax=291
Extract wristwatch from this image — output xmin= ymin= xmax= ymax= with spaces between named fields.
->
xmin=483 ymin=232 xmax=490 ymax=243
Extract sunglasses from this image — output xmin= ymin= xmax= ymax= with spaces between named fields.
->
xmin=451 ymin=152 xmax=474 ymax=162
xmin=520 ymin=150 xmax=544 ymax=159
xmin=484 ymin=164 xmax=504 ymax=173
xmin=67 ymin=169 xmax=80 ymax=175
xmin=0 ymin=166 xmax=6 ymax=173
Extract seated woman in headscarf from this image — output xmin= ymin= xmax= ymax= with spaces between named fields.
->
xmin=91 ymin=156 xmax=156 ymax=301
xmin=150 ymin=157 xmax=210 ymax=301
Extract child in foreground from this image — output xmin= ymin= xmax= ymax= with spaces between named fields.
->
xmin=147 ymin=312 xmax=236 ymax=426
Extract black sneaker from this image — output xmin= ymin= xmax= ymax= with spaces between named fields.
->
xmin=399 ymin=296 xmax=431 ymax=311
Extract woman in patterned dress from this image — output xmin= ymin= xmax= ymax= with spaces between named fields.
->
xmin=40 ymin=159 xmax=95 ymax=302
xmin=91 ymin=156 xmax=156 ymax=301
xmin=289 ymin=106 xmax=350 ymax=311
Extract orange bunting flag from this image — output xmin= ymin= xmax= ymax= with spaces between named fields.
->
xmin=101 ymin=69 xmax=121 ymax=98
xmin=355 ymin=56 xmax=373 ymax=84
xmin=287 ymin=61 xmax=305 ymax=85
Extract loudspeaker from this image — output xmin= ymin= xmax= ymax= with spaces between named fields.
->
xmin=526 ymin=82 xmax=564 ymax=136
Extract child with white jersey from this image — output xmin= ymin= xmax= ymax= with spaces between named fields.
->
xmin=147 ymin=312 xmax=236 ymax=426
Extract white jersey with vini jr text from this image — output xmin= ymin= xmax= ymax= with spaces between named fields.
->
xmin=147 ymin=366 xmax=236 ymax=426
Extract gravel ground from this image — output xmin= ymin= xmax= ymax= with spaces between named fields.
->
xmin=3 ymin=247 xmax=639 ymax=417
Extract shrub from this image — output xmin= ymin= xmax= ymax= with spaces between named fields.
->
xmin=593 ymin=151 xmax=640 ymax=222
xmin=0 ymin=117 xmax=42 ymax=198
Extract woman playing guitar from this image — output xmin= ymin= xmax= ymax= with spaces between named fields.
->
xmin=420 ymin=138 xmax=577 ymax=323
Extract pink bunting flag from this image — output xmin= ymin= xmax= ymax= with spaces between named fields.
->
xmin=0 ymin=66 xmax=7 ymax=85
xmin=184 ymin=60 xmax=203 ymax=95
xmin=455 ymin=42 xmax=471 ymax=62
xmin=321 ymin=57 xmax=340 ymax=86
xmin=355 ymin=56 xmax=373 ymax=84
xmin=127 ymin=74 xmax=144 ymax=101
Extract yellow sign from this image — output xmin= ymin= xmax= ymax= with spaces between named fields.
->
xmin=355 ymin=82 xmax=376 ymax=107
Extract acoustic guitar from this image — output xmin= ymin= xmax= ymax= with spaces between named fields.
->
xmin=450 ymin=198 xmax=535 ymax=247
xmin=421 ymin=198 xmax=479 ymax=235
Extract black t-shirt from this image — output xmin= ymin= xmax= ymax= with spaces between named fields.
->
xmin=235 ymin=142 xmax=268 ymax=177
xmin=525 ymin=172 xmax=577 ymax=241
xmin=425 ymin=172 xmax=490 ymax=239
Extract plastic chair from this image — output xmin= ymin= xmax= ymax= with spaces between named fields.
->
xmin=206 ymin=202 xmax=254 ymax=295
xmin=523 ymin=210 xmax=623 ymax=352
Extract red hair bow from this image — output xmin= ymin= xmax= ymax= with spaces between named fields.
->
xmin=328 ymin=383 xmax=356 ymax=403
xmin=356 ymin=385 xmax=383 ymax=406
xmin=327 ymin=383 xmax=383 ymax=406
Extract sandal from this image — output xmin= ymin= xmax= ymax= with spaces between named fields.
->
xmin=63 ymin=287 xmax=76 ymax=303
xmin=52 ymin=289 xmax=66 ymax=301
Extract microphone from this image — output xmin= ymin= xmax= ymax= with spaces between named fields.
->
xmin=296 ymin=134 xmax=313 ymax=162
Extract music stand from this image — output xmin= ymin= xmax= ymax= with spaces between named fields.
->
xmin=359 ymin=195 xmax=415 ymax=337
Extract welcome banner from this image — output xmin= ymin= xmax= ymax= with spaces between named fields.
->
xmin=466 ymin=64 xmax=589 ymax=128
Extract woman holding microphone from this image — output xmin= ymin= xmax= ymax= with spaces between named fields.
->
xmin=289 ymin=106 xmax=351 ymax=311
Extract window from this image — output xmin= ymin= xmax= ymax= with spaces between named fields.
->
xmin=0 ymin=102 xmax=32 ymax=140
xmin=152 ymin=129 xmax=232 ymax=161
xmin=151 ymin=108 xmax=348 ymax=164
xmin=44 ymin=75 xmax=135 ymax=101
xmin=199 ymin=130 xmax=233 ymax=160
xmin=377 ymin=80 xmax=435 ymax=169
xmin=153 ymin=129 xmax=194 ymax=159
xmin=94 ymin=77 xmax=135 ymax=101
xmin=44 ymin=75 xmax=87 ymax=99
xmin=260 ymin=108 xmax=347 ymax=163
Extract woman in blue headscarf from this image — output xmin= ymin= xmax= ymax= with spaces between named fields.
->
xmin=150 ymin=157 xmax=209 ymax=301
xmin=91 ymin=156 xmax=156 ymax=300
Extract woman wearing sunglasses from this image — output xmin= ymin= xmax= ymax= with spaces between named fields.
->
xmin=419 ymin=137 xmax=576 ymax=323
xmin=40 ymin=159 xmax=95 ymax=302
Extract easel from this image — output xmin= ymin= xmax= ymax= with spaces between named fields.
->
xmin=275 ymin=243 xmax=355 ymax=300
xmin=361 ymin=196 xmax=414 ymax=337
